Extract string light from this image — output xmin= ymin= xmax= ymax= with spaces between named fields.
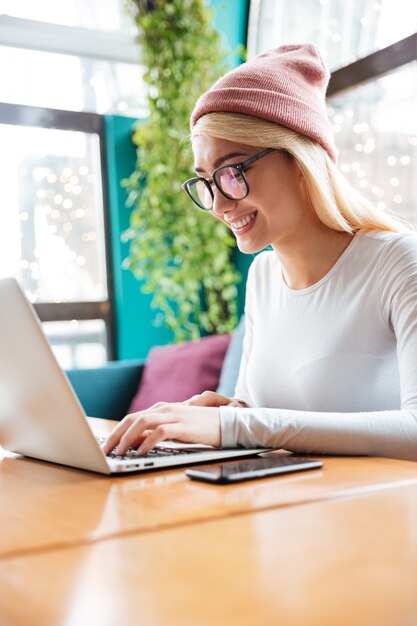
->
xmin=18 ymin=154 xmax=105 ymax=310
xmin=327 ymin=92 xmax=415 ymax=217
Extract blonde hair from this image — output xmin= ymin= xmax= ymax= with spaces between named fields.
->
xmin=191 ymin=112 xmax=414 ymax=235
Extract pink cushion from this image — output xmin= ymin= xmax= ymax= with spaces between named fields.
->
xmin=128 ymin=333 xmax=232 ymax=413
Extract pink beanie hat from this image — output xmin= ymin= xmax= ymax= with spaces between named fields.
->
xmin=190 ymin=43 xmax=337 ymax=162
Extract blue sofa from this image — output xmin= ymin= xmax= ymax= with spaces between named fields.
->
xmin=66 ymin=317 xmax=245 ymax=421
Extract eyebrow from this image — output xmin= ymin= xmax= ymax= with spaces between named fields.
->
xmin=194 ymin=152 xmax=249 ymax=174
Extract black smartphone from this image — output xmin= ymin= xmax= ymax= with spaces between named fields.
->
xmin=185 ymin=453 xmax=323 ymax=484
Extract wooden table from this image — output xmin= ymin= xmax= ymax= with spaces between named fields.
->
xmin=1 ymin=418 xmax=417 ymax=625
xmin=1 ymin=483 xmax=417 ymax=626
xmin=2 ymin=418 xmax=417 ymax=560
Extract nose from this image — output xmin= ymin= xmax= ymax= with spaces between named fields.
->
xmin=211 ymin=187 xmax=237 ymax=219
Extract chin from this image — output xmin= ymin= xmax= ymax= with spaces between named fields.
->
xmin=236 ymin=238 xmax=266 ymax=255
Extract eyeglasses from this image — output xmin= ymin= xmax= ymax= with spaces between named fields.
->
xmin=181 ymin=148 xmax=276 ymax=211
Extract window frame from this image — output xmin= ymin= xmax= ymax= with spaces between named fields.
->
xmin=327 ymin=32 xmax=417 ymax=97
xmin=0 ymin=14 xmax=139 ymax=64
xmin=0 ymin=101 xmax=116 ymax=359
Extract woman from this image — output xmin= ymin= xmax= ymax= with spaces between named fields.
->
xmin=104 ymin=43 xmax=417 ymax=461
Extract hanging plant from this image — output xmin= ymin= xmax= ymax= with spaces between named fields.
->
xmin=122 ymin=0 xmax=242 ymax=342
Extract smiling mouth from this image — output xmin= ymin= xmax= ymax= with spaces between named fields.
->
xmin=230 ymin=211 xmax=257 ymax=230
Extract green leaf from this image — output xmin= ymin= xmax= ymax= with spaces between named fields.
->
xmin=124 ymin=0 xmax=241 ymax=342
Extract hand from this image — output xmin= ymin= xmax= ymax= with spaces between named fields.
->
xmin=184 ymin=390 xmax=249 ymax=408
xmin=102 ymin=402 xmax=221 ymax=457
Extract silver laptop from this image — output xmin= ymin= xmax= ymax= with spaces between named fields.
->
xmin=0 ymin=277 xmax=272 ymax=474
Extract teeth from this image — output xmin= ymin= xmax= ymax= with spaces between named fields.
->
xmin=231 ymin=212 xmax=256 ymax=229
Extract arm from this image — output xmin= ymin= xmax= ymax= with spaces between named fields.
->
xmin=220 ymin=236 xmax=417 ymax=461
xmin=219 ymin=405 xmax=417 ymax=460
xmin=102 ymin=261 xmax=259 ymax=455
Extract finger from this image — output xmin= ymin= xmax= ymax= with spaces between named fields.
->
xmin=118 ymin=429 xmax=153 ymax=450
xmin=183 ymin=394 xmax=201 ymax=405
xmin=102 ymin=414 xmax=137 ymax=454
xmin=184 ymin=391 xmax=229 ymax=407
xmin=137 ymin=423 xmax=188 ymax=456
xmin=148 ymin=401 xmax=182 ymax=409
xmin=103 ymin=403 xmax=175 ymax=454
xmin=115 ymin=413 xmax=175 ymax=455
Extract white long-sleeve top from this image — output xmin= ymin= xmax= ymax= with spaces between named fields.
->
xmin=219 ymin=230 xmax=417 ymax=461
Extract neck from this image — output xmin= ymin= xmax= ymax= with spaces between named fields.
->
xmin=272 ymin=225 xmax=355 ymax=290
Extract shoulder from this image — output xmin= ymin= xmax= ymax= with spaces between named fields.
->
xmin=366 ymin=232 xmax=417 ymax=312
xmin=359 ymin=229 xmax=417 ymax=254
xmin=356 ymin=230 xmax=417 ymax=270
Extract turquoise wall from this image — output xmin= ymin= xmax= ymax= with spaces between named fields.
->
xmin=208 ymin=0 xmax=249 ymax=69
xmin=105 ymin=0 xmax=251 ymax=360
xmin=105 ymin=114 xmax=173 ymax=360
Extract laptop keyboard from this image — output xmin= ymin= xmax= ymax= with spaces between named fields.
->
xmin=95 ymin=436 xmax=206 ymax=460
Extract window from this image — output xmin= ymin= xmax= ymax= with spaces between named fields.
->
xmin=0 ymin=1 xmax=146 ymax=367
xmin=248 ymin=0 xmax=417 ymax=71
xmin=0 ymin=103 xmax=115 ymax=368
xmin=0 ymin=0 xmax=135 ymax=32
xmin=0 ymin=0 xmax=147 ymax=117
xmin=328 ymin=61 xmax=417 ymax=224
xmin=248 ymin=0 xmax=417 ymax=225
xmin=0 ymin=45 xmax=147 ymax=116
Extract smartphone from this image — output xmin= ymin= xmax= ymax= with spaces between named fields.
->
xmin=185 ymin=453 xmax=323 ymax=484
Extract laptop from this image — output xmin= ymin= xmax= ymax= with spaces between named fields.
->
xmin=0 ymin=277 xmax=273 ymax=474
